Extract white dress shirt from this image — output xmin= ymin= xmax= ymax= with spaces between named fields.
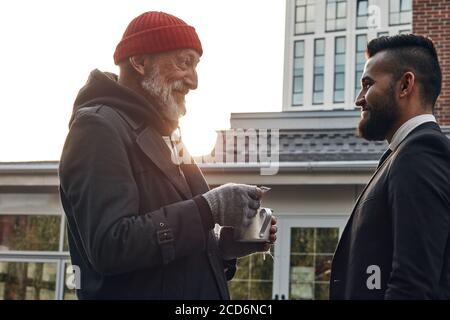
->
xmin=389 ymin=114 xmax=437 ymax=151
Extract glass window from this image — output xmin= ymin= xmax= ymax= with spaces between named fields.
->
xmin=326 ymin=0 xmax=347 ymax=32
xmin=295 ymin=0 xmax=315 ymax=34
xmin=294 ymin=77 xmax=304 ymax=92
xmin=358 ymin=0 xmax=368 ymax=16
xmin=390 ymin=0 xmax=400 ymax=12
xmin=356 ymin=35 xmax=367 ymax=52
xmin=297 ymin=6 xmax=306 ymax=21
xmin=401 ymin=0 xmax=412 ymax=11
xmin=389 ymin=0 xmax=412 ymax=25
xmin=0 ymin=215 xmax=60 ymax=251
xmin=335 ymin=73 xmax=345 ymax=90
xmin=337 ymin=1 xmax=346 ymax=18
xmin=313 ymin=39 xmax=325 ymax=104
xmin=334 ymin=36 xmax=346 ymax=103
xmin=229 ymin=250 xmax=274 ymax=300
xmin=292 ymin=40 xmax=305 ymax=106
xmin=357 ymin=0 xmax=367 ymax=28
xmin=334 ymin=90 xmax=345 ymax=103
xmin=313 ymin=92 xmax=324 ymax=104
xmin=293 ymin=93 xmax=304 ymax=106
xmin=315 ymin=39 xmax=325 ymax=55
xmin=355 ymin=34 xmax=367 ymax=99
xmin=399 ymin=29 xmax=411 ymax=34
xmin=63 ymin=225 xmax=69 ymax=252
xmin=314 ymin=75 xmax=324 ymax=91
xmin=0 ymin=261 xmax=57 ymax=300
xmin=289 ymin=228 xmax=339 ymax=300
xmin=356 ymin=0 xmax=376 ymax=28
xmin=377 ymin=31 xmax=389 ymax=37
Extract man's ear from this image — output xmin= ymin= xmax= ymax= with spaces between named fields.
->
xmin=128 ymin=55 xmax=146 ymax=76
xmin=399 ymin=71 xmax=415 ymax=98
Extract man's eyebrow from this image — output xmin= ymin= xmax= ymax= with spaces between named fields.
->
xmin=188 ymin=53 xmax=200 ymax=63
xmin=179 ymin=52 xmax=200 ymax=63
xmin=360 ymin=76 xmax=374 ymax=84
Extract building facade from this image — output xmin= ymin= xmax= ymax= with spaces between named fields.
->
xmin=0 ymin=163 xmax=75 ymax=300
xmin=284 ymin=0 xmax=412 ymax=112
xmin=413 ymin=0 xmax=450 ymax=126
xmin=0 ymin=0 xmax=449 ymax=300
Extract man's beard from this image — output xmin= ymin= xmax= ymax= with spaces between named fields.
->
xmin=141 ymin=67 xmax=187 ymax=122
xmin=358 ymin=84 xmax=400 ymax=141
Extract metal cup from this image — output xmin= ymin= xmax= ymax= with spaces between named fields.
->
xmin=233 ymin=207 xmax=273 ymax=242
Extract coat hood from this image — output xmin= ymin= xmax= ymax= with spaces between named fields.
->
xmin=71 ymin=69 xmax=177 ymax=135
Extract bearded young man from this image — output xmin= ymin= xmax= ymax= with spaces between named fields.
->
xmin=330 ymin=34 xmax=450 ymax=300
xmin=59 ymin=11 xmax=276 ymax=300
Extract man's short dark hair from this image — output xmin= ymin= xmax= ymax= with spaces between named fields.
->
xmin=366 ymin=34 xmax=442 ymax=109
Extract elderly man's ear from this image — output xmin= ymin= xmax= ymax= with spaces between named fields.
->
xmin=128 ymin=55 xmax=147 ymax=76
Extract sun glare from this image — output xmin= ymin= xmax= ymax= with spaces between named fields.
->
xmin=179 ymin=117 xmax=219 ymax=157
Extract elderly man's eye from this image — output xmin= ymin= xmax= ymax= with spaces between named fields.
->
xmin=181 ymin=55 xmax=190 ymax=63
xmin=176 ymin=57 xmax=191 ymax=69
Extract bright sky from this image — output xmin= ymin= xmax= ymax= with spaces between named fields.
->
xmin=0 ymin=0 xmax=285 ymax=161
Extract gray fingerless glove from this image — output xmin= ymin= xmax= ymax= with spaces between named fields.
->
xmin=202 ymin=183 xmax=261 ymax=227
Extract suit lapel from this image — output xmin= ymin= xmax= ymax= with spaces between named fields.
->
xmin=353 ymin=150 xmax=395 ymax=208
xmin=335 ymin=150 xmax=395 ymax=255
xmin=136 ymin=127 xmax=192 ymax=199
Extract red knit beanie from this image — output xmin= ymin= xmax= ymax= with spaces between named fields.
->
xmin=113 ymin=11 xmax=203 ymax=65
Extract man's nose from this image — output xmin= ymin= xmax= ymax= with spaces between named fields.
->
xmin=184 ymin=69 xmax=198 ymax=90
xmin=355 ymin=93 xmax=365 ymax=108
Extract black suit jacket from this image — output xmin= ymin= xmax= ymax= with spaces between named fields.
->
xmin=330 ymin=122 xmax=450 ymax=299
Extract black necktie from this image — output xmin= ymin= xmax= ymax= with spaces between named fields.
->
xmin=377 ymin=148 xmax=393 ymax=168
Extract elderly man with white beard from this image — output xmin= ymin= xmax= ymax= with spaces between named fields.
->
xmin=58 ymin=11 xmax=277 ymax=300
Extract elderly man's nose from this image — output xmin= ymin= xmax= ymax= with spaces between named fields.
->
xmin=184 ymin=70 xmax=198 ymax=90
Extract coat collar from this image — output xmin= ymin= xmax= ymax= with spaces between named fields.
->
xmin=105 ymin=105 xmax=209 ymax=199
xmin=136 ymin=126 xmax=193 ymax=200
xmin=110 ymin=106 xmax=142 ymax=131
xmin=181 ymin=162 xmax=210 ymax=195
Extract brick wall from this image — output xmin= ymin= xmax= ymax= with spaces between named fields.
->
xmin=413 ymin=0 xmax=450 ymax=126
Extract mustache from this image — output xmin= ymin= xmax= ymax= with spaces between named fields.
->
xmin=171 ymin=80 xmax=188 ymax=94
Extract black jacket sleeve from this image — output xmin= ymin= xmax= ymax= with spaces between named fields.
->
xmin=59 ymin=112 xmax=208 ymax=275
xmin=385 ymin=133 xmax=450 ymax=299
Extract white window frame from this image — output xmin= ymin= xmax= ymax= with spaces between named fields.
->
xmin=272 ymin=214 xmax=347 ymax=300
xmin=0 ymin=192 xmax=71 ymax=300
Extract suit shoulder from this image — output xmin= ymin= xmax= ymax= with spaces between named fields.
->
xmin=400 ymin=126 xmax=450 ymax=155
xmin=392 ymin=127 xmax=450 ymax=178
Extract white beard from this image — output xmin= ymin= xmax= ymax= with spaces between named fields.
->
xmin=141 ymin=66 xmax=186 ymax=121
